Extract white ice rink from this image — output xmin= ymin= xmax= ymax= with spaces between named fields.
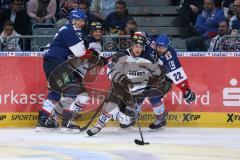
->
xmin=0 ymin=127 xmax=240 ymax=160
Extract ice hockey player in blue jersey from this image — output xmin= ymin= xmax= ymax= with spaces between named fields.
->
xmin=36 ymin=9 xmax=106 ymax=133
xmin=148 ymin=34 xmax=196 ymax=129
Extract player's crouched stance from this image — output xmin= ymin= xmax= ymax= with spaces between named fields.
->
xmin=36 ymin=9 xmax=106 ymax=133
xmin=87 ymin=32 xmax=164 ymax=136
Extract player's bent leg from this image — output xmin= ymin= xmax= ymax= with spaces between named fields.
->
xmin=36 ymin=99 xmax=59 ymax=132
xmin=87 ymin=102 xmax=115 ymax=136
xmin=87 ymin=110 xmax=112 ymax=136
xmin=59 ymin=97 xmax=83 ymax=134
xmin=119 ymin=103 xmax=142 ymax=129
xmin=149 ymin=98 xmax=168 ymax=129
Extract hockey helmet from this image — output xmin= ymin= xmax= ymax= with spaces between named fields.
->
xmin=131 ymin=31 xmax=146 ymax=47
xmin=69 ymin=9 xmax=87 ymax=21
xmin=155 ymin=34 xmax=170 ymax=48
xmin=90 ymin=22 xmax=103 ymax=31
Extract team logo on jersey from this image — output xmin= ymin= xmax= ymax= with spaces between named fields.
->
xmin=164 ymin=51 xmax=172 ymax=60
xmin=168 ymin=60 xmax=176 ymax=70
xmin=76 ymin=32 xmax=82 ymax=40
xmin=150 ymin=41 xmax=156 ymax=49
xmin=128 ymin=70 xmax=146 ymax=76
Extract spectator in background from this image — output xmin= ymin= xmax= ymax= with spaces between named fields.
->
xmin=178 ymin=0 xmax=204 ymax=38
xmin=223 ymin=0 xmax=235 ymax=18
xmin=104 ymin=0 xmax=133 ymax=35
xmin=219 ymin=28 xmax=240 ymax=51
xmin=229 ymin=0 xmax=240 ymax=30
xmin=0 ymin=20 xmax=21 ymax=51
xmin=0 ymin=0 xmax=31 ymax=50
xmin=56 ymin=0 xmax=79 ymax=29
xmin=208 ymin=20 xmax=229 ymax=51
xmin=225 ymin=2 xmax=235 ymax=23
xmin=27 ymin=0 xmax=56 ymax=24
xmin=57 ymin=0 xmax=78 ymax=19
xmin=78 ymin=0 xmax=101 ymax=34
xmin=90 ymin=0 xmax=116 ymax=22
xmin=118 ymin=19 xmax=137 ymax=50
xmin=0 ymin=0 xmax=12 ymax=11
xmin=56 ymin=0 xmax=100 ymax=34
xmin=119 ymin=19 xmax=137 ymax=35
xmin=186 ymin=0 xmax=225 ymax=51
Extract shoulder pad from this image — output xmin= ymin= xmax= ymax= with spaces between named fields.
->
xmin=111 ymin=51 xmax=127 ymax=63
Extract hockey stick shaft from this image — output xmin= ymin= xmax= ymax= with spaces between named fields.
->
xmin=79 ymin=98 xmax=106 ymax=132
xmin=135 ymin=113 xmax=149 ymax=145
xmin=137 ymin=115 xmax=144 ymax=141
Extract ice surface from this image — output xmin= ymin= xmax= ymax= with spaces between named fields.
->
xmin=0 ymin=127 xmax=240 ymax=160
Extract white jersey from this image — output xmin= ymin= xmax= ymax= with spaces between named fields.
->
xmin=107 ymin=49 xmax=162 ymax=95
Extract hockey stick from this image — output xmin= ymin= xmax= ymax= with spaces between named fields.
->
xmin=135 ymin=113 xmax=150 ymax=145
xmin=77 ymin=56 xmax=114 ymax=131
xmin=79 ymin=98 xmax=106 ymax=132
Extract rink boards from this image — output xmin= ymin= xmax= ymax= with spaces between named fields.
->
xmin=0 ymin=112 xmax=240 ymax=128
xmin=0 ymin=51 xmax=240 ymax=127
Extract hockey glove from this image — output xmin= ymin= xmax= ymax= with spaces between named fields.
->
xmin=183 ymin=89 xmax=196 ymax=104
xmin=96 ymin=56 xmax=108 ymax=67
xmin=80 ymin=48 xmax=99 ymax=60
xmin=117 ymin=74 xmax=133 ymax=88
xmin=148 ymin=75 xmax=172 ymax=96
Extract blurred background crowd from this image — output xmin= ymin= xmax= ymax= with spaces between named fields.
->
xmin=0 ymin=0 xmax=239 ymax=52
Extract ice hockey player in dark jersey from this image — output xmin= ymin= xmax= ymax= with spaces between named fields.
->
xmin=36 ymin=9 xmax=106 ymax=133
xmin=148 ymin=34 xmax=196 ymax=129
xmin=85 ymin=21 xmax=103 ymax=53
xmin=86 ymin=32 xmax=165 ymax=136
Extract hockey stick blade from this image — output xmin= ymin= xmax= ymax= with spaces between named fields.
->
xmin=134 ymin=139 xmax=150 ymax=145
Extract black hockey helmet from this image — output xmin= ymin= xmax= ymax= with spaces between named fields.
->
xmin=90 ymin=21 xmax=103 ymax=31
xmin=131 ymin=31 xmax=146 ymax=47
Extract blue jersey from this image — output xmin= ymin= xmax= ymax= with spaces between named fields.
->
xmin=141 ymin=34 xmax=158 ymax=63
xmin=157 ymin=46 xmax=188 ymax=85
xmin=144 ymin=35 xmax=188 ymax=85
xmin=44 ymin=24 xmax=86 ymax=62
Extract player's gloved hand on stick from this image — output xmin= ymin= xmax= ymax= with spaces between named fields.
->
xmin=96 ymin=56 xmax=108 ymax=67
xmin=86 ymin=49 xmax=108 ymax=67
xmin=117 ymin=74 xmax=133 ymax=87
xmin=183 ymin=89 xmax=196 ymax=104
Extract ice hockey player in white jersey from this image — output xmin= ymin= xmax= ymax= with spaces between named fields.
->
xmin=119 ymin=33 xmax=196 ymax=130
xmin=85 ymin=21 xmax=103 ymax=53
xmin=36 ymin=9 xmax=106 ymax=133
xmin=86 ymin=32 xmax=166 ymax=136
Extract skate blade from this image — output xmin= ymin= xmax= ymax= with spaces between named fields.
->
xmin=148 ymin=126 xmax=166 ymax=132
xmin=35 ymin=126 xmax=59 ymax=132
xmin=60 ymin=127 xmax=81 ymax=134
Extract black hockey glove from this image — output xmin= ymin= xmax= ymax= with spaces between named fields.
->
xmin=183 ymin=89 xmax=196 ymax=104
xmin=96 ymin=56 xmax=108 ymax=67
xmin=85 ymin=49 xmax=100 ymax=64
xmin=148 ymin=75 xmax=172 ymax=96
xmin=117 ymin=74 xmax=133 ymax=88
xmin=148 ymin=74 xmax=165 ymax=86
xmin=112 ymin=74 xmax=135 ymax=106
